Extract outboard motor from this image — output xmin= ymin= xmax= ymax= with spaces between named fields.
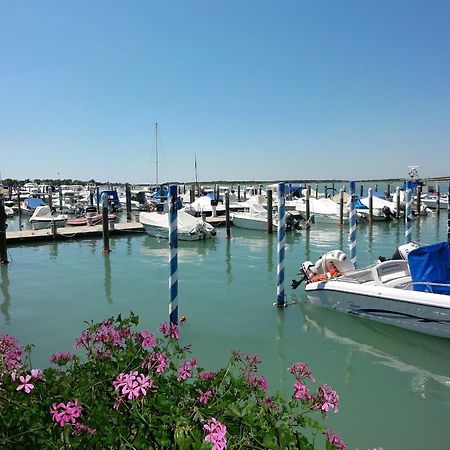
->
xmin=379 ymin=242 xmax=419 ymax=262
xmin=292 ymin=250 xmax=355 ymax=289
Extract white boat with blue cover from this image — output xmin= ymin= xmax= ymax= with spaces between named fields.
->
xmin=292 ymin=242 xmax=450 ymax=338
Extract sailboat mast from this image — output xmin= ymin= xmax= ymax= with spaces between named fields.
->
xmin=155 ymin=122 xmax=159 ymax=186
xmin=194 ymin=154 xmax=199 ymax=196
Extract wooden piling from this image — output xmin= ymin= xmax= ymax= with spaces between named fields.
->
xmin=360 ymin=184 xmax=364 ymax=197
xmin=267 ymin=189 xmax=273 ymax=234
xmin=315 ymin=184 xmax=319 ymax=199
xmin=225 ymin=191 xmax=231 ymax=240
xmin=58 ymin=186 xmax=63 ymax=213
xmin=0 ymin=195 xmax=9 ymax=264
xmin=437 ymin=184 xmax=441 ymax=213
xmin=237 ymin=184 xmax=241 ymax=202
xmin=48 ymin=187 xmax=53 ymax=210
xmin=125 ymin=183 xmax=132 ymax=214
xmin=339 ymin=189 xmax=344 ymax=227
xmin=102 ymin=193 xmax=111 ymax=253
xmin=387 ymin=184 xmax=391 ymax=198
xmin=368 ymin=188 xmax=373 ymax=222
xmin=96 ymin=187 xmax=100 ymax=213
xmin=396 ymin=187 xmax=401 ymax=219
xmin=416 ymin=185 xmax=422 ymax=216
xmin=305 ymin=188 xmax=310 ymax=222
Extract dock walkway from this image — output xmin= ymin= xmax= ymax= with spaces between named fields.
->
xmin=6 ymin=222 xmax=145 ymax=244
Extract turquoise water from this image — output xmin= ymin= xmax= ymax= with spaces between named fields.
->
xmin=1 ymin=209 xmax=450 ymax=449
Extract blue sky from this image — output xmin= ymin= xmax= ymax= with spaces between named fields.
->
xmin=1 ymin=0 xmax=449 ymax=183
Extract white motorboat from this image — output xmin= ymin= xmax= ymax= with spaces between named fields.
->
xmin=20 ymin=197 xmax=47 ymax=215
xmin=295 ymin=197 xmax=347 ymax=224
xmin=29 ymin=206 xmax=68 ymax=230
xmin=358 ymin=195 xmax=399 ymax=220
xmin=184 ymin=195 xmax=226 ymax=217
xmin=139 ymin=208 xmax=216 ymax=241
xmin=421 ymin=194 xmax=449 ymax=210
xmin=292 ymin=242 xmax=450 ymax=338
xmin=4 ymin=205 xmax=14 ymax=217
xmin=232 ymin=203 xmax=276 ymax=231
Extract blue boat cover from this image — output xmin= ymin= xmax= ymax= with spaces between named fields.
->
xmin=25 ymin=198 xmax=45 ymax=208
xmin=408 ymin=242 xmax=450 ymax=294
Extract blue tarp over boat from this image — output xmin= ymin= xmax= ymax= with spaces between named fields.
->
xmin=24 ymin=198 xmax=46 ymax=209
xmin=408 ymin=242 xmax=450 ymax=295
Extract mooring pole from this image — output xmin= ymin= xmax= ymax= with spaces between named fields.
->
xmin=58 ymin=186 xmax=63 ymax=213
xmin=237 ymin=184 xmax=241 ymax=202
xmin=368 ymin=187 xmax=373 ymax=223
xmin=276 ymin=182 xmax=286 ymax=307
xmin=267 ymin=189 xmax=273 ymax=234
xmin=360 ymin=184 xmax=364 ymax=197
xmin=225 ymin=191 xmax=231 ymax=240
xmin=447 ymin=180 xmax=450 ymax=246
xmin=96 ymin=187 xmax=100 ymax=213
xmin=405 ymin=180 xmax=412 ymax=244
xmin=417 ymin=185 xmax=422 ymax=215
xmin=305 ymin=188 xmax=310 ymax=222
xmin=169 ymin=184 xmax=178 ymax=324
xmin=437 ymin=184 xmax=441 ymax=213
xmin=396 ymin=187 xmax=401 ymax=219
xmin=349 ymin=181 xmax=357 ymax=265
xmin=125 ymin=183 xmax=132 ymax=214
xmin=0 ymin=195 xmax=9 ymax=264
xmin=339 ymin=189 xmax=344 ymax=227
xmin=102 ymin=192 xmax=111 ymax=253
xmin=48 ymin=187 xmax=53 ymax=210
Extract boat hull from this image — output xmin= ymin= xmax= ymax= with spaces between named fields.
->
xmin=141 ymin=223 xmax=211 ymax=241
xmin=30 ymin=219 xmax=67 ymax=230
xmin=305 ymin=280 xmax=450 ymax=338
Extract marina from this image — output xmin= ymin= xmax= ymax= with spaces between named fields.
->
xmin=1 ymin=179 xmax=450 ymax=449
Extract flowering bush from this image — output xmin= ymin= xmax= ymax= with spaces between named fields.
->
xmin=0 ymin=313 xmax=345 ymax=449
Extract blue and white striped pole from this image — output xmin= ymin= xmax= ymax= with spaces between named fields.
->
xmin=169 ymin=184 xmax=178 ymax=324
xmin=405 ymin=180 xmax=412 ymax=244
xmin=348 ymin=181 xmax=357 ymax=265
xmin=447 ymin=180 xmax=450 ymax=246
xmin=276 ymin=182 xmax=287 ymax=307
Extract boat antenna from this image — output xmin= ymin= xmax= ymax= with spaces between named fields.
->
xmin=155 ymin=122 xmax=159 ymax=186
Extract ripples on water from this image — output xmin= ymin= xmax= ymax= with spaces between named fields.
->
xmin=1 ymin=208 xmax=450 ymax=449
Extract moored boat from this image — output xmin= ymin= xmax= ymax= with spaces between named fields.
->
xmin=29 ymin=206 xmax=68 ymax=230
xmin=139 ymin=208 xmax=216 ymax=241
xmin=292 ymin=242 xmax=450 ymax=338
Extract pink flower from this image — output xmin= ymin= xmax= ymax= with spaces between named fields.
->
xmin=177 ymin=359 xmax=198 ymax=381
xmin=314 ymin=384 xmax=340 ymax=415
xmin=325 ymin=428 xmax=346 ymax=450
xmin=141 ymin=352 xmax=169 ymax=374
xmin=293 ymin=380 xmax=310 ymax=400
xmin=16 ymin=374 xmax=34 ymax=393
xmin=30 ymin=368 xmax=44 ymax=379
xmin=49 ymin=351 xmax=74 ymax=365
xmin=198 ymin=389 xmax=213 ymax=404
xmin=288 ymin=362 xmax=316 ymax=381
xmin=0 ymin=335 xmax=22 ymax=372
xmin=72 ymin=422 xmax=96 ymax=436
xmin=159 ymin=322 xmax=179 ymax=339
xmin=198 ymin=371 xmax=216 ymax=381
xmin=50 ymin=400 xmax=82 ymax=427
xmin=203 ymin=418 xmax=227 ymax=450
xmin=245 ymin=373 xmax=269 ymax=392
xmin=139 ymin=330 xmax=156 ymax=349
xmin=113 ymin=371 xmax=155 ymax=400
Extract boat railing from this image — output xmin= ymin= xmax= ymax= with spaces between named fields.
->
xmin=401 ymin=281 xmax=450 ymax=294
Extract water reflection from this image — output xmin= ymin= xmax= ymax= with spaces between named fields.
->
xmin=0 ymin=265 xmax=11 ymax=325
xmin=140 ymin=236 xmax=217 ymax=262
xmin=104 ymin=254 xmax=112 ymax=304
xmin=302 ymin=303 xmax=450 ymax=396
xmin=49 ymin=241 xmax=58 ymax=261
xmin=276 ymin=309 xmax=288 ymax=392
xmin=226 ymin=239 xmax=232 ymax=283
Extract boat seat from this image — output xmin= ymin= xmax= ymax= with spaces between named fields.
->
xmin=372 ymin=260 xmax=410 ymax=286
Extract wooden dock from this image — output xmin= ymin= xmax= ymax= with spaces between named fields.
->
xmin=6 ymin=222 xmax=145 ymax=244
